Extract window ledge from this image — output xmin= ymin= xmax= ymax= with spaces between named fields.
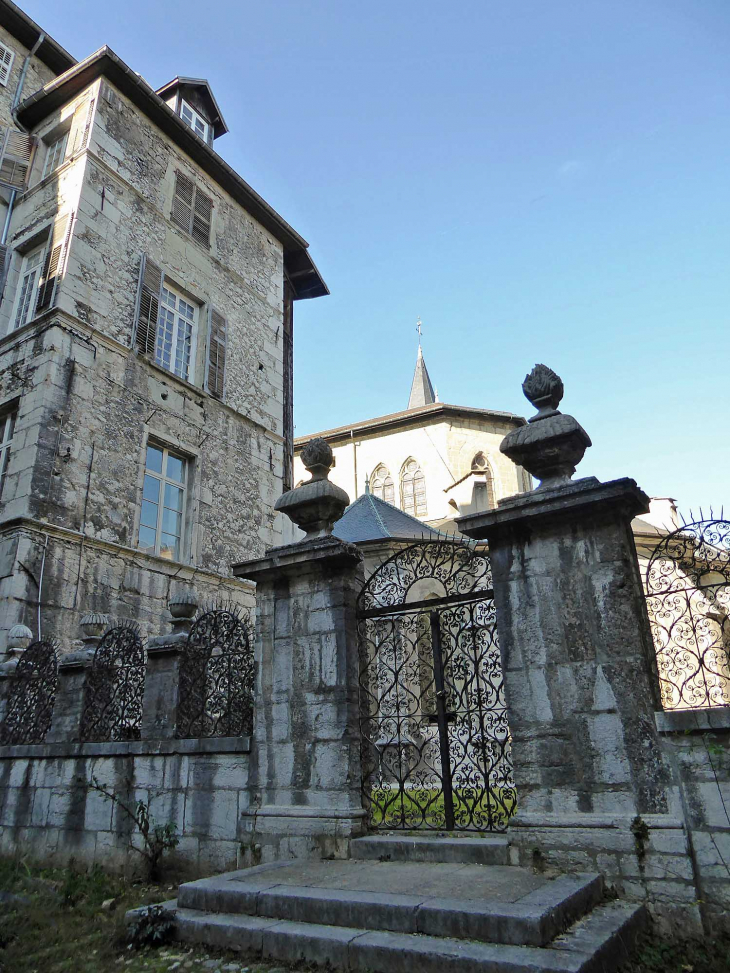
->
xmin=655 ymin=707 xmax=730 ymax=734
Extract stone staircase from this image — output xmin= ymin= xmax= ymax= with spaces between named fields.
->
xmin=139 ymin=836 xmax=646 ymax=973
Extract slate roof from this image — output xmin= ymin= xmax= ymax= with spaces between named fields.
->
xmin=333 ymin=492 xmax=448 ymax=544
xmin=408 ymin=346 xmax=436 ymax=409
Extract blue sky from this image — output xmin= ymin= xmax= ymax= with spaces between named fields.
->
xmin=25 ymin=0 xmax=730 ymax=517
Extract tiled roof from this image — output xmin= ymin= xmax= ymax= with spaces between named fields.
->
xmin=332 ymin=493 xmax=448 ymax=544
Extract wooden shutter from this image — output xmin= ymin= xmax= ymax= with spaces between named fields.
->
xmin=132 ymin=254 xmax=163 ymax=356
xmin=0 ymin=244 xmax=8 ymax=304
xmin=0 ymin=128 xmax=36 ymax=191
xmin=35 ymin=214 xmax=72 ymax=313
xmin=70 ymin=98 xmax=96 ymax=155
xmin=192 ymin=188 xmax=213 ymax=248
xmin=0 ymin=43 xmax=15 ymax=88
xmin=205 ymin=306 xmax=227 ymax=399
xmin=171 ymin=171 xmax=194 ymax=235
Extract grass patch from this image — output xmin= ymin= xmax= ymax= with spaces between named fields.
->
xmin=0 ymin=855 xmax=169 ymax=973
xmin=367 ymin=786 xmax=517 ymax=828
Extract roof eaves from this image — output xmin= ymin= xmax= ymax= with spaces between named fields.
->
xmin=0 ymin=0 xmax=76 ymax=74
xmin=295 ymin=402 xmax=525 ymax=445
xmin=16 ymin=46 xmax=327 ymax=300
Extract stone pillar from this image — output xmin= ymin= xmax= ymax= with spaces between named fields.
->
xmin=140 ymin=592 xmax=198 ymax=740
xmin=234 ymin=438 xmax=366 ymax=862
xmin=47 ymin=613 xmax=107 ymax=742
xmin=458 ymin=367 xmax=691 ymax=928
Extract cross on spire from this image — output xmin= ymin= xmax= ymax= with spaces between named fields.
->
xmin=416 ymin=317 xmax=423 ymax=345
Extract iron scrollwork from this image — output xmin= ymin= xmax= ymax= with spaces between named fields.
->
xmin=0 ymin=639 xmax=59 ymax=745
xmin=356 ymin=541 xmax=515 ymax=833
xmin=80 ymin=623 xmax=147 ymax=742
xmin=645 ymin=519 xmax=730 ymax=710
xmin=176 ymin=607 xmax=254 ymax=738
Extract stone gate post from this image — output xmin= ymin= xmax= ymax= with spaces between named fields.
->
xmin=233 ymin=439 xmax=366 ymax=862
xmin=458 ymin=366 xmax=695 ymax=929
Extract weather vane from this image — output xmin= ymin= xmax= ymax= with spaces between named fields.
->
xmin=416 ymin=317 xmax=423 ymax=345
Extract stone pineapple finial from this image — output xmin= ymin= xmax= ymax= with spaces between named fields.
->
xmin=275 ymin=438 xmax=350 ymax=540
xmin=501 ymin=365 xmax=591 ymax=491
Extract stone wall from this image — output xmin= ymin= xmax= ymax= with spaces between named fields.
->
xmin=0 ymin=738 xmax=250 ymax=878
xmin=657 ymin=709 xmax=730 ymax=932
xmin=0 ymin=602 xmax=254 ymax=877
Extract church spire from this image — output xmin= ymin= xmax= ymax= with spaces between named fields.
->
xmin=408 ymin=318 xmax=436 ymax=409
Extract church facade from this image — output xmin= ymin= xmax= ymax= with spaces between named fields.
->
xmin=291 ymin=345 xmax=532 ymax=540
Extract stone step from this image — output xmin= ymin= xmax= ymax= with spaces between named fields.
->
xmin=170 ymin=900 xmax=647 ymax=973
xmin=176 ymin=862 xmax=604 ymax=947
xmin=350 ymin=834 xmax=510 ymax=865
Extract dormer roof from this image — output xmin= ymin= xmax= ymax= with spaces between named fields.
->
xmin=155 ymin=76 xmax=228 ymax=139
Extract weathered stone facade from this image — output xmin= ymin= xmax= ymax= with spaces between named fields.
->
xmin=0 ymin=5 xmax=326 ymax=649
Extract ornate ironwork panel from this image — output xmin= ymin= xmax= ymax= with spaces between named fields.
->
xmin=0 ymin=639 xmax=58 ymax=745
xmin=176 ymin=607 xmax=254 ymax=738
xmin=645 ymin=519 xmax=730 ymax=710
xmin=80 ymin=624 xmax=146 ymax=742
xmin=357 ymin=541 xmax=515 ymax=832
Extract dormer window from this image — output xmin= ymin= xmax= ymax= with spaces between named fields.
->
xmin=180 ymin=99 xmax=209 ymax=142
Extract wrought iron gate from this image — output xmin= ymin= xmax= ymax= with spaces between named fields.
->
xmin=356 ymin=541 xmax=515 ymax=832
xmin=644 ymin=518 xmax=730 ymax=710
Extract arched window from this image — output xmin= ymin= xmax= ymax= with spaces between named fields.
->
xmin=371 ymin=465 xmax=394 ymax=504
xmin=471 ymin=452 xmax=495 ymax=511
xmin=401 ymin=458 xmax=427 ymax=517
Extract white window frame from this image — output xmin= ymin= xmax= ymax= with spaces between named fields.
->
xmin=42 ymin=131 xmax=69 ymax=178
xmin=179 ymin=99 xmax=209 ymax=142
xmin=0 ymin=42 xmax=15 ymax=88
xmin=155 ymin=281 xmax=199 ymax=383
xmin=10 ymin=243 xmax=45 ymax=333
xmin=0 ymin=407 xmax=17 ymax=499
xmin=138 ymin=443 xmax=188 ymax=561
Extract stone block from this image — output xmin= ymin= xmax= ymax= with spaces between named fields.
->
xmin=184 ymin=787 xmax=238 ymax=840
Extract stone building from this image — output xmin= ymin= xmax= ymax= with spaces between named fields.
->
xmin=0 ymin=0 xmax=327 ymax=649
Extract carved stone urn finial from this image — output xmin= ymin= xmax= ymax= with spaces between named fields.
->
xmin=522 ymin=364 xmax=564 ymax=423
xmin=7 ymin=623 xmax=33 ymax=657
xmin=500 ymin=365 xmax=592 ymax=491
xmin=275 ymin=438 xmax=350 ymax=540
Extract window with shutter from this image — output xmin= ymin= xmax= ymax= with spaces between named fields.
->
xmin=206 ymin=307 xmax=227 ymax=399
xmin=171 ymin=171 xmax=213 ymax=248
xmin=35 ymin=215 xmax=72 ymax=314
xmin=0 ymin=129 xmax=36 ymax=191
xmin=133 ymin=254 xmax=163 ymax=357
xmin=0 ymin=43 xmax=15 ymax=88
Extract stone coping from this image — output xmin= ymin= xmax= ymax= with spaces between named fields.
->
xmin=233 ymin=534 xmax=362 ymax=580
xmin=240 ymin=804 xmax=367 ymax=819
xmin=509 ymin=812 xmax=684 ymax=830
xmin=655 ymin=707 xmax=730 ymax=734
xmin=0 ymin=735 xmax=250 ymax=760
xmin=457 ymin=476 xmax=649 ymax=538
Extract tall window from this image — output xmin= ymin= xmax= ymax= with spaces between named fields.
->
xmin=138 ymin=444 xmax=187 ymax=561
xmin=180 ymin=99 xmax=209 ymax=142
xmin=401 ymin=458 xmax=427 ymax=517
xmin=11 ymin=245 xmax=45 ymax=332
xmin=42 ymin=132 xmax=68 ymax=178
xmin=156 ymin=284 xmax=197 ymax=382
xmin=0 ymin=408 xmax=16 ymax=499
xmin=471 ymin=452 xmax=495 ymax=511
xmin=371 ymin=465 xmax=394 ymax=504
